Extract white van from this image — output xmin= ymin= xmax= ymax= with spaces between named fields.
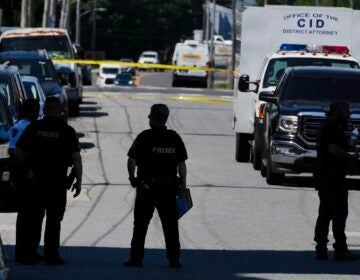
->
xmin=172 ymin=40 xmax=209 ymax=87
xmin=96 ymin=64 xmax=121 ymax=86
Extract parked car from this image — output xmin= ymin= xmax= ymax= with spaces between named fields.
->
xmin=0 ymin=63 xmax=26 ymax=122
xmin=0 ymin=50 xmax=68 ymax=121
xmin=21 ymin=75 xmax=46 ymax=118
xmin=114 ymin=73 xmax=134 ymax=86
xmin=96 ymin=64 xmax=121 ymax=86
xmin=0 ymin=27 xmax=83 ymax=115
xmin=119 ymin=58 xmax=136 ymax=76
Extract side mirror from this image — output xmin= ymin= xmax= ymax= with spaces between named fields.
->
xmin=259 ymin=91 xmax=279 ymax=103
xmin=238 ymin=74 xmax=249 ymax=92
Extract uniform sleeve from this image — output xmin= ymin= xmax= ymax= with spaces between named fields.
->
xmin=175 ymin=134 xmax=188 ymax=163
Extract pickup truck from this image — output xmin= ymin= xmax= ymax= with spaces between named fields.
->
xmin=259 ymin=66 xmax=360 ymax=185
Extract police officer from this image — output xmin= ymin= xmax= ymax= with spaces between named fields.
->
xmin=314 ymin=101 xmax=359 ymax=261
xmin=125 ymin=103 xmax=188 ymax=268
xmin=10 ymin=99 xmax=40 ymax=264
xmin=16 ymin=96 xmax=82 ymax=265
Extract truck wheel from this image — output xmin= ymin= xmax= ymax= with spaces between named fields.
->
xmin=266 ymin=154 xmax=284 ymax=185
xmin=235 ymin=133 xmax=250 ymax=162
xmin=252 ymin=138 xmax=262 ymax=170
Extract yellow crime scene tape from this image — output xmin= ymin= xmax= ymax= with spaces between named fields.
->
xmin=52 ymin=58 xmax=231 ymax=73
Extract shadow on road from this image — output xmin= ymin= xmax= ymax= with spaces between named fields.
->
xmin=283 ymin=176 xmax=360 ymax=191
xmin=4 ymin=246 xmax=360 ymax=280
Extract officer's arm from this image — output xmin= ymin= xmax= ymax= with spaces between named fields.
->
xmin=71 ymin=152 xmax=82 ymax=197
xmin=127 ymin=157 xmax=137 ymax=187
xmin=178 ymin=161 xmax=187 ymax=190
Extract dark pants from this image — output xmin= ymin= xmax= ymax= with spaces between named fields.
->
xmin=314 ymin=187 xmax=348 ymax=253
xmin=130 ymin=186 xmax=180 ymax=261
xmin=16 ymin=183 xmax=67 ymax=260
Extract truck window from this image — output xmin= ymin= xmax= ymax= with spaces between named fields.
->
xmin=263 ymin=58 xmax=359 ymax=88
xmin=282 ymin=75 xmax=360 ymax=103
xmin=1 ymin=36 xmax=73 ymax=58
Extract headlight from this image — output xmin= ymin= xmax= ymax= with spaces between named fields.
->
xmin=277 ymin=115 xmax=298 ymax=134
xmin=129 ymin=81 xmax=134 ymax=85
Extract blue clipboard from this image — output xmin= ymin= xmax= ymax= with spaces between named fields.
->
xmin=176 ymin=188 xmax=193 ymax=219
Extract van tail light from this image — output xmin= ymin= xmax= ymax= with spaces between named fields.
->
xmin=258 ymin=103 xmax=266 ymax=120
xmin=206 ymin=61 xmax=211 ymax=68
xmin=173 ymin=60 xmax=177 ymax=65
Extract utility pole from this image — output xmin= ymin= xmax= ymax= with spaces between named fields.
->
xmin=315 ymin=0 xmax=320 ymax=6
xmin=230 ymin=0 xmax=236 ymax=88
xmin=91 ymin=0 xmax=97 ymax=54
xmin=75 ymin=0 xmax=81 ymax=45
xmin=208 ymin=0 xmax=216 ymax=89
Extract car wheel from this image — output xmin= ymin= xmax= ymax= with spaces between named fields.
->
xmin=266 ymin=153 xmax=285 ymax=185
xmin=235 ymin=133 xmax=250 ymax=162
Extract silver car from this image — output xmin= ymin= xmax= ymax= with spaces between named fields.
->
xmin=21 ymin=75 xmax=46 ymax=119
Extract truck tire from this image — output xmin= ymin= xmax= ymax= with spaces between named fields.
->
xmin=252 ymin=137 xmax=262 ymax=170
xmin=266 ymin=154 xmax=285 ymax=185
xmin=235 ymin=133 xmax=250 ymax=162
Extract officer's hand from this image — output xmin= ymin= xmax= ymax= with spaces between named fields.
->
xmin=129 ymin=177 xmax=138 ymax=188
xmin=71 ymin=180 xmax=82 ymax=198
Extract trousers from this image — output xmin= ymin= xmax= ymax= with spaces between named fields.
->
xmin=314 ymin=186 xmax=348 ymax=252
xmin=16 ymin=183 xmax=67 ymax=259
xmin=130 ymin=185 xmax=180 ymax=261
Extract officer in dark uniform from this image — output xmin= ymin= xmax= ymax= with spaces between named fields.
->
xmin=10 ymin=99 xmax=41 ymax=264
xmin=16 ymin=96 xmax=82 ymax=265
xmin=125 ymin=103 xmax=188 ymax=268
xmin=314 ymin=101 xmax=359 ymax=261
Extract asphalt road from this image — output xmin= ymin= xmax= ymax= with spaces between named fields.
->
xmin=0 ymin=87 xmax=360 ymax=279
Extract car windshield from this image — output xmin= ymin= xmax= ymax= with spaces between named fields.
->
xmin=282 ymin=74 xmax=360 ymax=103
xmin=1 ymin=36 xmax=73 ymax=58
xmin=142 ymin=54 xmax=156 ymax=58
xmin=1 ymin=59 xmax=55 ymax=82
xmin=102 ymin=67 xmax=119 ymax=74
xmin=116 ymin=74 xmax=132 ymax=81
xmin=263 ymin=57 xmax=360 ymax=88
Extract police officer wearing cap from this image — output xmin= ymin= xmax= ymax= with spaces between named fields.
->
xmin=16 ymin=96 xmax=82 ymax=265
xmin=125 ymin=103 xmax=188 ymax=268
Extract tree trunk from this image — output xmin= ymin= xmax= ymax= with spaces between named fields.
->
xmin=20 ymin=0 xmax=29 ymax=27
xmin=49 ymin=0 xmax=56 ymax=27
xmin=42 ymin=0 xmax=50 ymax=27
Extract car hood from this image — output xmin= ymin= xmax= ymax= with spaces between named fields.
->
xmin=279 ymin=101 xmax=360 ymax=116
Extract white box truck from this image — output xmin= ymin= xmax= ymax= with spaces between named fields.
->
xmin=233 ymin=5 xmax=360 ymax=169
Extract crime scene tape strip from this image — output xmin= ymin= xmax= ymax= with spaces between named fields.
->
xmin=52 ymin=58 xmax=231 ymax=73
